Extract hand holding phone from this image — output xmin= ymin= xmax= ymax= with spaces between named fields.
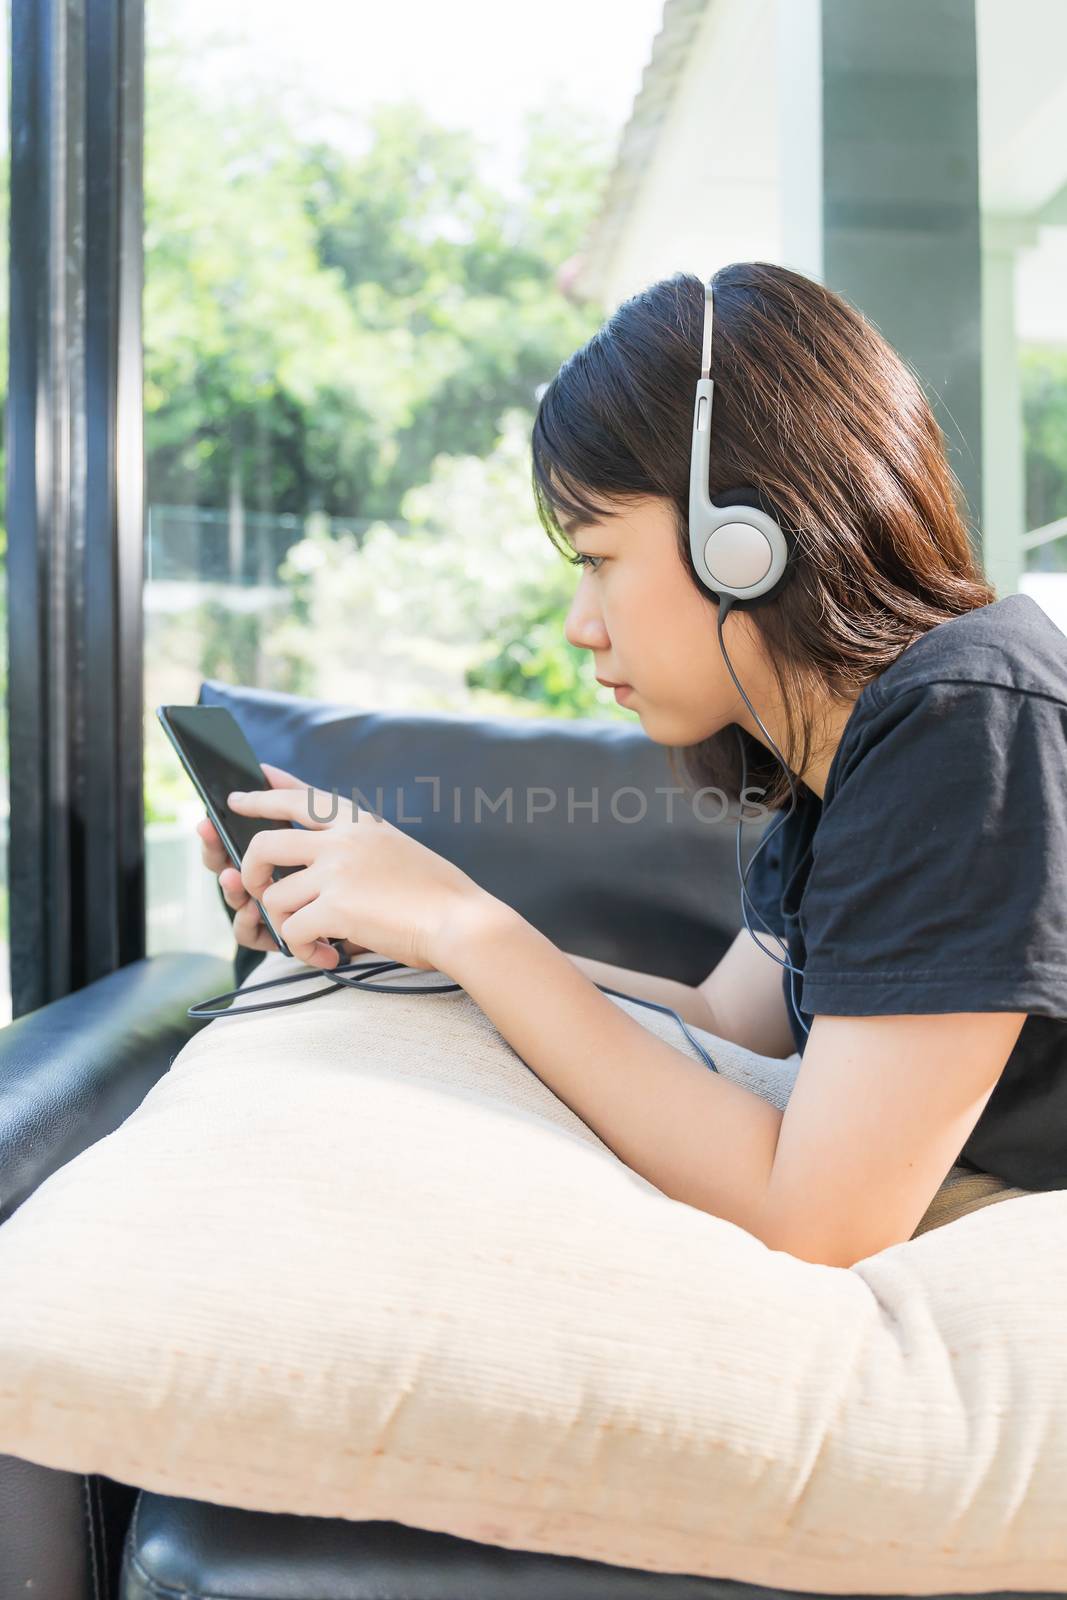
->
xmin=197 ymin=781 xmax=368 ymax=965
xmin=159 ymin=704 xmax=319 ymax=962
xmin=197 ymin=769 xmax=302 ymax=955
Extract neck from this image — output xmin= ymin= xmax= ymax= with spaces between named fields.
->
xmin=731 ymin=665 xmax=854 ymax=803
xmin=741 ymin=692 xmax=857 ymax=800
xmin=721 ymin=610 xmax=859 ymax=800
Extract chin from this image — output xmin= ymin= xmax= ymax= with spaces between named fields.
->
xmin=628 ymin=705 xmax=681 ymax=743
xmin=642 ymin=708 xmax=722 ymax=747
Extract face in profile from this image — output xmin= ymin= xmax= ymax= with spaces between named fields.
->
xmin=561 ymin=493 xmax=777 ymax=748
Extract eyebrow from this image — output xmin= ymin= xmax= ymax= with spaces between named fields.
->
xmin=560 ymin=513 xmax=615 ymax=541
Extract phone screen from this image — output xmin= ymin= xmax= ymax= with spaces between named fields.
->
xmin=157 ymin=704 xmax=305 ymax=957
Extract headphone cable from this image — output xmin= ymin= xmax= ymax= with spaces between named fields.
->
xmin=715 ymin=594 xmax=812 ymax=1042
xmin=188 ymin=940 xmax=723 ymax=1074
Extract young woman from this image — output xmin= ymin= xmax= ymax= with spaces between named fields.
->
xmin=208 ymin=261 xmax=1067 ymax=1269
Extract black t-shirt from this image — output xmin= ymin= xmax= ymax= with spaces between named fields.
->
xmin=743 ymin=591 xmax=1067 ymax=1191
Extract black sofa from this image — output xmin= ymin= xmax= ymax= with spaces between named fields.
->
xmin=1 ymin=679 xmax=1044 ymax=1600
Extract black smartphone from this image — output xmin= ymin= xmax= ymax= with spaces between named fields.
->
xmin=157 ymin=704 xmax=304 ymax=959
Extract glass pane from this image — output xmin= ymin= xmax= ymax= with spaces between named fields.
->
xmin=143 ymin=0 xmax=668 ymax=961
xmin=0 ymin=1 xmax=9 ymax=1023
xmin=978 ymin=0 xmax=1067 ymax=625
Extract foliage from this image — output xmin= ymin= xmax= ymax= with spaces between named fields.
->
xmin=137 ymin=0 xmax=631 ymax=723
xmin=1021 ymin=345 xmax=1067 ymax=548
xmin=268 ymin=409 xmax=632 ymax=722
xmin=144 ymin=730 xmax=194 ymax=825
xmin=144 ymin=2 xmax=610 ymax=526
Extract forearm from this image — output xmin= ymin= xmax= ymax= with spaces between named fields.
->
xmin=559 ymin=950 xmax=716 ymax=1031
xmin=438 ymin=896 xmax=782 ymax=1239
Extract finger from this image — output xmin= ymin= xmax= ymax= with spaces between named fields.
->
xmin=260 ymin=762 xmax=307 ymax=790
xmin=197 ymin=816 xmax=229 ymax=873
xmin=233 ymin=899 xmax=276 ymax=952
xmin=228 ymin=784 xmax=341 ymax=832
xmin=201 ymin=838 xmax=229 ymax=874
xmin=261 ymin=868 xmax=317 ymax=923
xmin=239 ymin=827 xmax=319 ymax=900
xmin=272 ymin=901 xmax=331 ymax=969
xmin=219 ymin=866 xmax=250 ymax=909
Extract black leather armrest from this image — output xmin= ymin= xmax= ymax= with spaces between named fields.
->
xmin=0 ymin=951 xmax=233 ymax=1225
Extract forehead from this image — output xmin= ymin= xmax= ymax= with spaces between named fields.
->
xmin=549 ymin=485 xmax=667 ymax=543
xmin=546 ymin=469 xmax=624 ymax=537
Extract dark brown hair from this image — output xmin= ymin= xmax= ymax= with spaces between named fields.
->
xmin=531 ymin=262 xmax=995 ymax=810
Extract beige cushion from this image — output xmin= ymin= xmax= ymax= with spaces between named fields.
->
xmin=0 ymin=948 xmax=1062 ymax=1594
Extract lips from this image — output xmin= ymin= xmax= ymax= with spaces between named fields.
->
xmin=596 ymin=676 xmax=631 ymax=689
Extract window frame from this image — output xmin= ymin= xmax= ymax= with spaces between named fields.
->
xmin=7 ymin=0 xmax=145 ymax=1017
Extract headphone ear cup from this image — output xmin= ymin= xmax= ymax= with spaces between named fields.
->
xmin=710 ymin=484 xmax=787 ymax=525
xmin=694 ymin=486 xmax=794 ymax=605
xmin=709 ymin=486 xmax=761 ymax=512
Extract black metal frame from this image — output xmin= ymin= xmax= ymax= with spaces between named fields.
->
xmin=7 ymin=0 xmax=145 ymax=1018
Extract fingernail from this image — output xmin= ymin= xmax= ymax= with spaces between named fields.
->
xmin=227 ymin=791 xmax=245 ymax=804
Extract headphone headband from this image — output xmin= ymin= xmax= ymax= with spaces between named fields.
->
xmin=688 ymin=276 xmax=792 ymax=608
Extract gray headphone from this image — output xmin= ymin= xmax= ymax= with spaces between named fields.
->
xmin=688 ymin=275 xmax=793 ymax=607
xmin=687 ymin=273 xmax=811 ymax=1042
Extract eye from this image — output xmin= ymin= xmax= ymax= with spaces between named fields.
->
xmin=573 ymin=553 xmax=605 ymax=572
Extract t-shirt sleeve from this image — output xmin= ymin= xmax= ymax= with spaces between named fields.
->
xmin=799 ymin=679 xmax=1067 ymax=1020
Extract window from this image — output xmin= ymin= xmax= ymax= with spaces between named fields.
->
xmin=142 ymin=0 xmax=664 ymax=962
xmin=978 ymin=0 xmax=1067 ymax=624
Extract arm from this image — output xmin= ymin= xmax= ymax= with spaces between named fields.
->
xmin=696 ymin=927 xmax=798 ymax=1059
xmin=440 ymin=896 xmax=784 ymax=1240
xmin=759 ymin=1008 xmax=1026 ymax=1266
xmin=560 ymin=922 xmax=801 ymax=1050
xmin=559 ymin=950 xmax=716 ymax=1031
xmin=438 ymin=897 xmax=1025 ymax=1267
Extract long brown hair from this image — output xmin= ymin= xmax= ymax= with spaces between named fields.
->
xmin=531 ymin=262 xmax=995 ymax=810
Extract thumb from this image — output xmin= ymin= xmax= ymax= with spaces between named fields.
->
xmin=259 ymin=761 xmax=307 ymax=790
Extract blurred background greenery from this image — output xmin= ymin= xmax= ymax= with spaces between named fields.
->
xmin=138 ymin=0 xmax=645 ymax=824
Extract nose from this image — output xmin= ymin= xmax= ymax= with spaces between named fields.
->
xmin=564 ymin=577 xmax=610 ymax=653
